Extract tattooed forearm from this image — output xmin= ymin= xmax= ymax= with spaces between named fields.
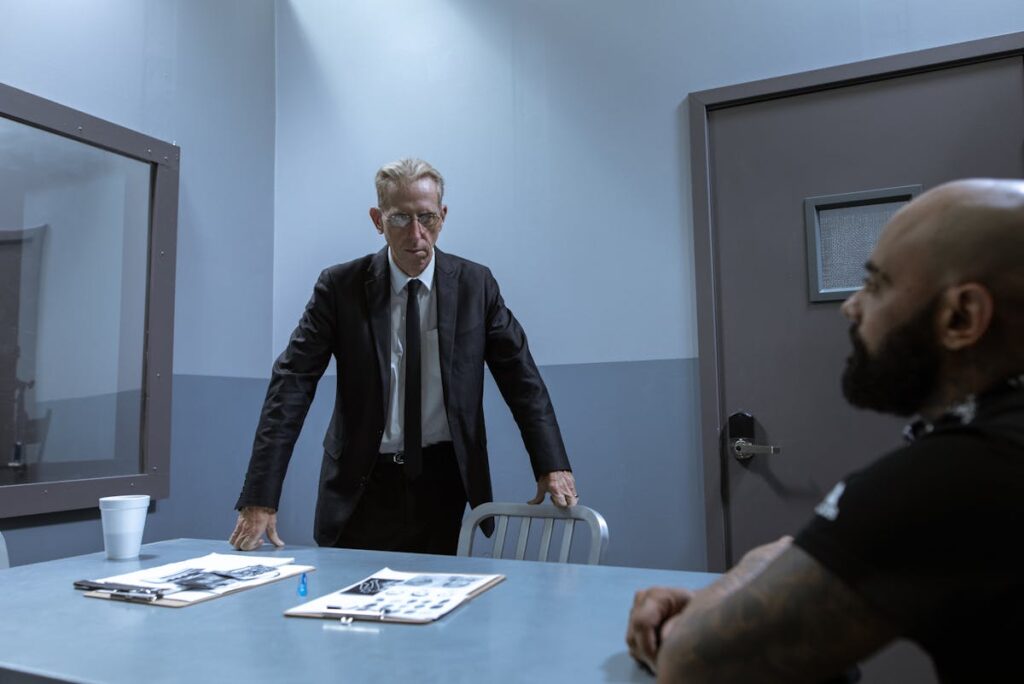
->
xmin=656 ymin=546 xmax=897 ymax=683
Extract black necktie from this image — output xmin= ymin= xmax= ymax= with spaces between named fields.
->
xmin=403 ymin=279 xmax=422 ymax=479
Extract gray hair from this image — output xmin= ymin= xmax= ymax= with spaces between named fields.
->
xmin=374 ymin=158 xmax=445 ymax=208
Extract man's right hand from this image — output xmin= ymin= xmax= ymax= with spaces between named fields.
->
xmin=228 ymin=506 xmax=285 ymax=551
xmin=625 ymin=586 xmax=693 ymax=674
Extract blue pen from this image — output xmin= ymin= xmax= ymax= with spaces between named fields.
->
xmin=297 ymin=572 xmax=308 ymax=597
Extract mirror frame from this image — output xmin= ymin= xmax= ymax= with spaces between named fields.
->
xmin=0 ymin=81 xmax=178 ymax=517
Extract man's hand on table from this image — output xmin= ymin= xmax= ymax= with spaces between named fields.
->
xmin=228 ymin=506 xmax=285 ymax=551
xmin=626 ymin=586 xmax=694 ymax=674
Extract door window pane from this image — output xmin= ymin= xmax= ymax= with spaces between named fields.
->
xmin=817 ymin=201 xmax=907 ymax=291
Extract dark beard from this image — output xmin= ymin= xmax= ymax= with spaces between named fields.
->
xmin=841 ymin=298 xmax=942 ymax=416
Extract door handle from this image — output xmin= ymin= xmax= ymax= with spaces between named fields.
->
xmin=732 ymin=438 xmax=780 ymax=461
xmin=727 ymin=411 xmax=781 ymax=462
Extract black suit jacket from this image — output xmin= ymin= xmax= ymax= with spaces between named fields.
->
xmin=236 ymin=247 xmax=570 ymax=545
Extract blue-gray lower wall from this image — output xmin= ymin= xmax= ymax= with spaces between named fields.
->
xmin=1 ymin=359 xmax=705 ymax=571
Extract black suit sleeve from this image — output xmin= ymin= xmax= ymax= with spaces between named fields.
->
xmin=235 ymin=269 xmax=337 ymax=510
xmin=482 ymin=268 xmax=571 ymax=478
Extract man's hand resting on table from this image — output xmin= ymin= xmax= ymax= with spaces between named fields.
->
xmin=626 ymin=586 xmax=694 ymax=674
xmin=228 ymin=506 xmax=285 ymax=551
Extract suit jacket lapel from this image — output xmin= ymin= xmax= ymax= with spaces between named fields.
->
xmin=434 ymin=248 xmax=459 ymax=404
xmin=364 ymin=248 xmax=391 ymax=417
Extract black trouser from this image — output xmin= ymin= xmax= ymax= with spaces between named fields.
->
xmin=334 ymin=442 xmax=467 ymax=555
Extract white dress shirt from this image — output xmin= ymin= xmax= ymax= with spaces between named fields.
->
xmin=379 ymin=249 xmax=452 ymax=453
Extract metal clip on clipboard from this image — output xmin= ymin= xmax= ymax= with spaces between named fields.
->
xmin=322 ymin=606 xmax=391 ymax=624
xmin=73 ymin=579 xmax=166 ymax=602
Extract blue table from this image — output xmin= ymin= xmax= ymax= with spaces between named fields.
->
xmin=0 ymin=538 xmax=717 ymax=683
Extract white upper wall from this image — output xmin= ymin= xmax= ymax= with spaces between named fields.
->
xmin=0 ymin=0 xmax=277 ymax=378
xmin=3 ymin=1 xmax=1022 ymax=377
xmin=274 ymin=0 xmax=1024 ymax=367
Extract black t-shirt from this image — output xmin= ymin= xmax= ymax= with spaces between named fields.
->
xmin=794 ymin=382 xmax=1024 ymax=683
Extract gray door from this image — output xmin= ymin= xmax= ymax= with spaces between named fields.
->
xmin=691 ymin=41 xmax=1024 ymax=684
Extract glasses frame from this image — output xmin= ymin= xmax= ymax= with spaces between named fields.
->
xmin=382 ymin=211 xmax=442 ymax=230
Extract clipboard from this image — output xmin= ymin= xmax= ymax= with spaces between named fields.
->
xmin=74 ymin=553 xmax=315 ymax=608
xmin=285 ymin=567 xmax=504 ymax=624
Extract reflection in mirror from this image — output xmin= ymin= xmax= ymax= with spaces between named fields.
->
xmin=0 ymin=115 xmax=150 ymax=486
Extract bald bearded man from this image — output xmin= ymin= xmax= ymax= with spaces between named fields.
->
xmin=626 ymin=179 xmax=1024 ymax=683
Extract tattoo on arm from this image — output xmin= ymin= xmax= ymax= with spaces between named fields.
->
xmin=658 ymin=546 xmax=899 ymax=683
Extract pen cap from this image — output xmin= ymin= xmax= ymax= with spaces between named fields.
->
xmin=99 ymin=495 xmax=150 ymax=560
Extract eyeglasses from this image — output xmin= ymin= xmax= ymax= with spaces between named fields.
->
xmin=383 ymin=212 xmax=442 ymax=229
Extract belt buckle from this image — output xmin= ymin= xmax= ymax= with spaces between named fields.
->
xmin=392 ymin=451 xmax=405 ymax=465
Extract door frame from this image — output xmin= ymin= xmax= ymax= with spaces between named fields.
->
xmin=688 ymin=30 xmax=1024 ymax=572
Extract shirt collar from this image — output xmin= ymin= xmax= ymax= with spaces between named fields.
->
xmin=387 ymin=248 xmax=435 ymax=295
xmin=902 ymin=371 xmax=1024 ymax=442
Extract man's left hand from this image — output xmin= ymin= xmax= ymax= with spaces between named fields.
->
xmin=529 ymin=470 xmax=578 ymax=508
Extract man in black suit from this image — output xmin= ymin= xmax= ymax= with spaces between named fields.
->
xmin=229 ymin=158 xmax=577 ymax=554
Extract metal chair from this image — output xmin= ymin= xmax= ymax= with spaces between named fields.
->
xmin=0 ymin=530 xmax=9 ymax=569
xmin=457 ymin=502 xmax=609 ymax=565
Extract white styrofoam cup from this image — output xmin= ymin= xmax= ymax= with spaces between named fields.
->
xmin=99 ymin=495 xmax=150 ymax=560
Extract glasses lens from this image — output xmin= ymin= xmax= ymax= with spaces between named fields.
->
xmin=386 ymin=213 xmax=411 ymax=228
xmin=385 ymin=212 xmax=440 ymax=229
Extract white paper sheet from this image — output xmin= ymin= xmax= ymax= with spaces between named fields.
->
xmin=95 ymin=552 xmax=309 ymax=604
xmin=286 ymin=567 xmax=504 ymax=622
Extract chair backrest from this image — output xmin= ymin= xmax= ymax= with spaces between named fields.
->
xmin=0 ymin=530 xmax=9 ymax=569
xmin=457 ymin=502 xmax=609 ymax=565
